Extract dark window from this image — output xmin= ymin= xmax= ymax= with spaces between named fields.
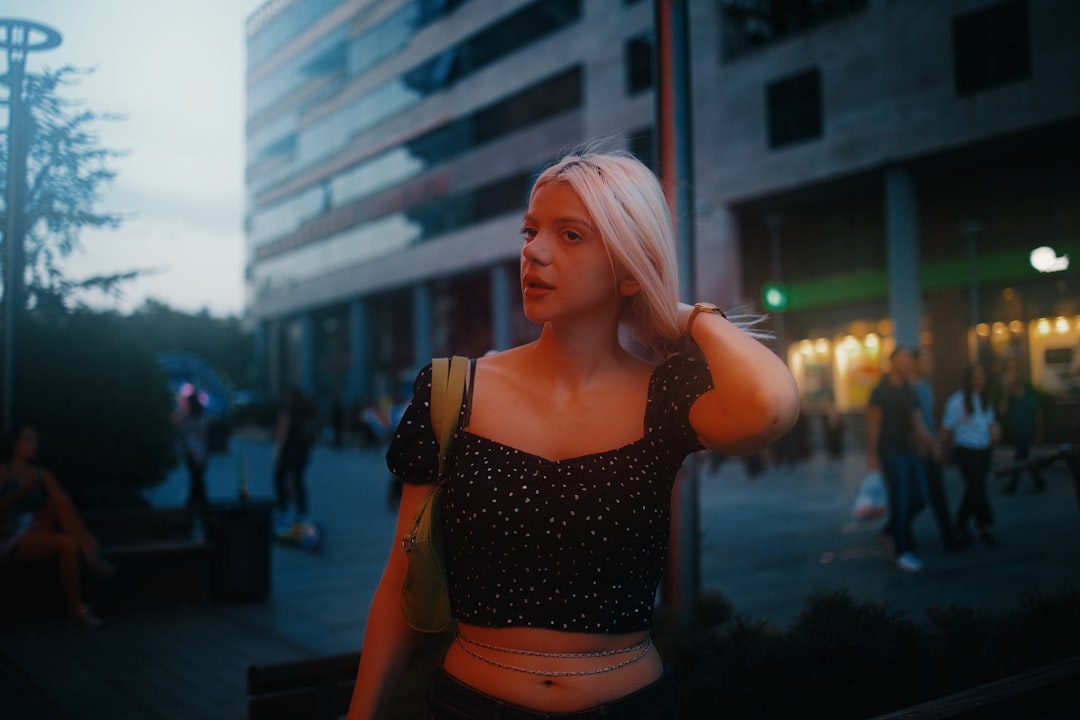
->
xmin=408 ymin=66 xmax=583 ymax=165
xmin=255 ymin=68 xmax=583 ymax=260
xmin=720 ymin=0 xmax=867 ymax=60
xmin=952 ymin=0 xmax=1031 ymax=96
xmin=628 ymin=127 xmax=656 ymax=173
xmin=625 ymin=34 xmax=654 ymax=95
xmin=766 ymin=67 xmax=822 ymax=149
xmin=404 ymin=0 xmax=580 ymax=93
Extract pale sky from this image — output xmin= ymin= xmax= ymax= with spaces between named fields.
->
xmin=4 ymin=0 xmax=265 ymax=318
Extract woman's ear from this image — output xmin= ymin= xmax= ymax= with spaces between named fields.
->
xmin=618 ymin=276 xmax=642 ymax=297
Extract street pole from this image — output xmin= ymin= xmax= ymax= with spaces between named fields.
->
xmin=958 ymin=221 xmax=983 ymax=361
xmin=766 ymin=213 xmax=785 ymax=354
xmin=0 ymin=18 xmax=61 ymax=430
xmin=655 ymin=0 xmax=699 ymax=622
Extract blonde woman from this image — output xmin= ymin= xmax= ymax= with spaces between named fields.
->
xmin=349 ymin=148 xmax=799 ymax=718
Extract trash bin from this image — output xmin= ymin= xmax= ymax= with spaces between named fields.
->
xmin=208 ymin=500 xmax=272 ymax=602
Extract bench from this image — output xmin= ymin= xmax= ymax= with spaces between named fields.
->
xmin=0 ymin=507 xmax=214 ymax=622
xmin=247 ymin=651 xmax=360 ymax=720
xmin=870 ymin=654 xmax=1080 ymax=719
xmin=245 ymin=631 xmax=451 ymax=719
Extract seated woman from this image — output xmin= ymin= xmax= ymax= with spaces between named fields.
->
xmin=0 ymin=425 xmax=115 ymax=629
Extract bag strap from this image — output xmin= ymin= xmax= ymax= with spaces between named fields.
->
xmin=430 ymin=356 xmax=469 ymax=479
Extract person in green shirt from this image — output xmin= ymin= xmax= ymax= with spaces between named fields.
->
xmin=1001 ymin=379 xmax=1044 ymax=494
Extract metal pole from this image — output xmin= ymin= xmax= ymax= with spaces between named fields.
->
xmin=766 ymin=213 xmax=785 ymax=355
xmin=1 ymin=18 xmax=61 ymax=430
xmin=656 ymin=0 xmax=698 ymax=622
xmin=2 ymin=45 xmax=22 ymax=432
xmin=959 ymin=221 xmax=983 ymax=361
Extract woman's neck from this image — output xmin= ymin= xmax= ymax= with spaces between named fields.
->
xmin=532 ymin=322 xmax=635 ymax=388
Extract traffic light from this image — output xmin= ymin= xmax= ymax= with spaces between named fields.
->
xmin=762 ymin=282 xmax=789 ymax=312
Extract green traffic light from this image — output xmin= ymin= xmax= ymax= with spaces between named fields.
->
xmin=762 ymin=283 xmax=789 ymax=311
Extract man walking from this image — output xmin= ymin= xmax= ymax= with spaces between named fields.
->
xmin=866 ymin=347 xmax=937 ymax=572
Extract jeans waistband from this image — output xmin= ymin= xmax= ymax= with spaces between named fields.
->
xmin=427 ymin=664 xmax=678 ymax=719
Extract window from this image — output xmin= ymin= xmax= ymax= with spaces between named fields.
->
xmin=952 ymin=0 xmax=1031 ymax=96
xmin=625 ymin=33 xmax=654 ymax=95
xmin=628 ymin=127 xmax=656 ymax=172
xmin=720 ymin=0 xmax=867 ymax=60
xmin=766 ymin=67 xmax=822 ymax=149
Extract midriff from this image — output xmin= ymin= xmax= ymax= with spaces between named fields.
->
xmin=442 ymin=623 xmax=663 ymax=712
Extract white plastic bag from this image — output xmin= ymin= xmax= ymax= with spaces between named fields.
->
xmin=853 ymin=470 xmax=887 ymax=521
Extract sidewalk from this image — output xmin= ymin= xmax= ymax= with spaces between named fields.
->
xmin=1 ymin=438 xmax=1078 ymax=719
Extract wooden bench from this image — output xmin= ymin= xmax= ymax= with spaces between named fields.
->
xmin=247 ymin=652 xmax=360 ymax=720
xmin=0 ymin=507 xmax=214 ymax=622
xmin=870 ymin=654 xmax=1080 ymax=719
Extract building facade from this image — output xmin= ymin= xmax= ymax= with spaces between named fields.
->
xmin=244 ymin=0 xmax=1079 ymax=441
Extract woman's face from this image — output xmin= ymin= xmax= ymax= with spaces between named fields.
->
xmin=971 ymin=366 xmax=987 ymax=390
xmin=14 ymin=428 xmax=38 ymax=461
xmin=519 ymin=182 xmax=631 ymax=325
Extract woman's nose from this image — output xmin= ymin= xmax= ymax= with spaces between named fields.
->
xmin=521 ymin=236 xmax=551 ymax=265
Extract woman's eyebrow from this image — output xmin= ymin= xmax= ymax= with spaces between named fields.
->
xmin=522 ymin=213 xmax=594 ymax=231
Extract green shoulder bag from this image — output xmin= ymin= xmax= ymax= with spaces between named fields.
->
xmin=400 ymin=355 xmax=468 ymax=633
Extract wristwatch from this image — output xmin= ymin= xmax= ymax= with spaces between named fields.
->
xmin=685 ymin=302 xmax=727 ymax=336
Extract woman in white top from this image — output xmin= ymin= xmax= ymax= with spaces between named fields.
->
xmin=940 ymin=364 xmax=1000 ymax=546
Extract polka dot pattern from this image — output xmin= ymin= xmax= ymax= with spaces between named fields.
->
xmin=387 ymin=353 xmax=713 ymax=633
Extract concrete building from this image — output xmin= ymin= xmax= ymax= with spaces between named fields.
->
xmin=244 ymin=0 xmax=1079 ymax=441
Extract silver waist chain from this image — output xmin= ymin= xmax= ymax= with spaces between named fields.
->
xmin=454 ymin=632 xmax=653 ymax=677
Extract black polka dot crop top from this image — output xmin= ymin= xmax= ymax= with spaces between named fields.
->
xmin=387 ymin=353 xmax=714 ymax=634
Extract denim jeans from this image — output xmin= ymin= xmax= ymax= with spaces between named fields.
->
xmin=880 ymin=451 xmax=928 ymax=555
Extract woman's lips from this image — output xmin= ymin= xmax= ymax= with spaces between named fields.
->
xmin=522 ymin=274 xmax=554 ymax=296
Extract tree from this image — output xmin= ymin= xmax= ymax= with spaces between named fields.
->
xmin=1 ymin=66 xmax=133 ymax=312
xmin=13 ymin=311 xmax=177 ymax=508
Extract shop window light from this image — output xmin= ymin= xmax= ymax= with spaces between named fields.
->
xmin=976 ymin=323 xmax=991 ymax=336
xmin=1036 ymin=318 xmax=1051 ymax=335
xmin=864 ymin=333 xmax=880 ymax=348
xmin=814 ymin=338 xmax=830 ymax=355
xmin=992 ymin=322 xmax=1007 ymax=335
xmin=1055 ymin=317 xmax=1069 ymax=334
xmin=1009 ymin=320 xmax=1024 ymax=334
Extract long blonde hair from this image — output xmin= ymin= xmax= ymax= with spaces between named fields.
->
xmin=531 ymin=149 xmax=682 ymax=356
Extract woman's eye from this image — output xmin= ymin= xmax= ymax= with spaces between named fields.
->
xmin=520 ymin=227 xmax=537 ymax=241
xmin=565 ymin=230 xmax=582 ymax=243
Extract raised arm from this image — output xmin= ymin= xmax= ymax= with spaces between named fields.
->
xmin=681 ymin=303 xmax=800 ymax=455
xmin=347 ymin=480 xmax=429 ymax=719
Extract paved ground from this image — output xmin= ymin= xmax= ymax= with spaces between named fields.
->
xmin=1 ymin=432 xmax=1078 ymax=719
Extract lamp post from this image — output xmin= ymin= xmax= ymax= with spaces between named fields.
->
xmin=958 ymin=221 xmax=984 ymax=361
xmin=1 ymin=18 xmax=61 ymax=431
xmin=766 ymin=213 xmax=785 ymax=354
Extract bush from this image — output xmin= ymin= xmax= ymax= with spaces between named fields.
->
xmin=12 ymin=312 xmax=177 ymax=507
xmin=380 ymin=587 xmax=1080 ymax=718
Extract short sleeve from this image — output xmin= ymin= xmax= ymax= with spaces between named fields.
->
xmin=386 ymin=364 xmax=439 ymax=485
xmin=645 ymin=352 xmax=714 ymax=456
xmin=941 ymin=392 xmax=962 ymax=432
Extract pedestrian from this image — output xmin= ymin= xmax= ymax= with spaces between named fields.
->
xmin=273 ymin=386 xmax=318 ymax=538
xmin=347 ymin=147 xmax=800 ymax=718
xmin=175 ymin=389 xmax=211 ymax=537
xmin=909 ymin=349 xmax=968 ymax=551
xmin=0 ymin=425 xmax=114 ymax=629
xmin=1000 ymin=378 xmax=1044 ymax=494
xmin=866 ymin=347 xmax=936 ymax=572
xmin=941 ymin=364 xmax=1001 ymax=546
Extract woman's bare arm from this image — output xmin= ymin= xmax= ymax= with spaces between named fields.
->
xmin=347 ymin=480 xmax=430 ymax=719
xmin=681 ymin=305 xmax=800 ymax=454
